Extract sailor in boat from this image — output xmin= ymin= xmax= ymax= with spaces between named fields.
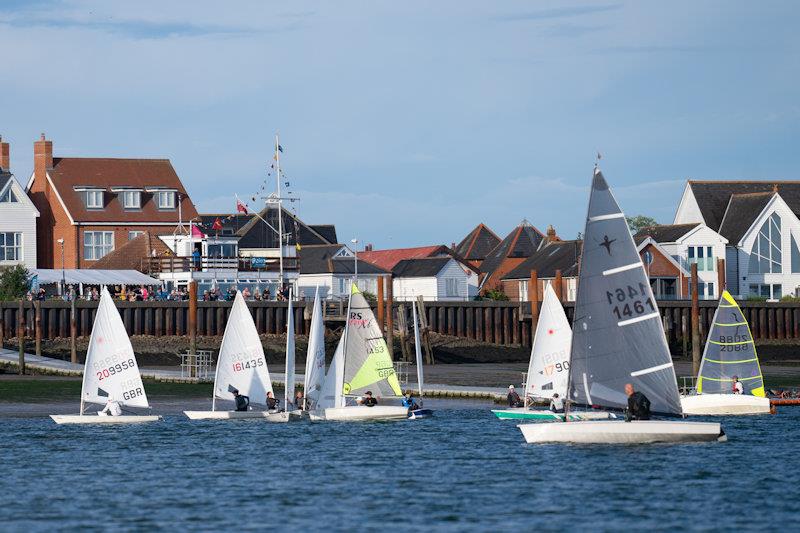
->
xmin=266 ymin=391 xmax=280 ymax=411
xmin=732 ymin=376 xmax=744 ymax=395
xmin=99 ymin=397 xmax=122 ymax=417
xmin=362 ymin=391 xmax=378 ymax=407
xmin=624 ymin=383 xmax=651 ymax=422
xmin=232 ymin=389 xmax=250 ymax=412
xmin=402 ymin=392 xmax=420 ymax=413
xmin=294 ymin=390 xmax=305 ymax=410
xmin=549 ymin=393 xmax=565 ymax=413
xmin=507 ymin=385 xmax=523 ymax=408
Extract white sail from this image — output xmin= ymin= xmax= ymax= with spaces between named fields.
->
xmin=318 ymin=340 xmax=344 ymax=409
xmin=525 ymin=283 xmax=571 ymax=400
xmin=213 ymin=291 xmax=272 ymax=408
xmin=284 ymin=292 xmax=296 ymax=410
xmin=81 ymin=287 xmax=149 ymax=409
xmin=412 ymin=302 xmax=424 ymax=396
xmin=304 ymin=287 xmax=326 ymax=409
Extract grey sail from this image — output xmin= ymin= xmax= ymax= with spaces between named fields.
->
xmin=696 ymin=290 xmax=765 ymax=396
xmin=569 ymin=169 xmax=682 ymax=415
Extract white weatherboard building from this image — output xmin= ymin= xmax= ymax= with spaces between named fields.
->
xmin=674 ymin=180 xmax=800 ymax=299
xmin=297 ymin=244 xmax=387 ymax=299
xmin=0 ymin=174 xmax=39 ymax=269
xmin=391 ymin=257 xmax=471 ymax=301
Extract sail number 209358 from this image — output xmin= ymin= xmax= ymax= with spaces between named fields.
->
xmin=606 ymin=283 xmax=655 ymax=320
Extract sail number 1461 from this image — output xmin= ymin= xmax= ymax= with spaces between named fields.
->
xmin=606 ymin=283 xmax=655 ymax=320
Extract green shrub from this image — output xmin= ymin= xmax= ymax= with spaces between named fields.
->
xmin=0 ymin=265 xmax=31 ymax=301
xmin=746 ymin=294 xmax=767 ymax=302
xmin=484 ymin=289 xmax=509 ymax=301
xmin=780 ymin=294 xmax=800 ymax=302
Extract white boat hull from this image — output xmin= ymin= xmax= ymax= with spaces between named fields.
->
xmin=50 ymin=414 xmax=162 ymax=425
xmin=183 ymin=410 xmax=296 ymax=422
xmin=680 ymin=394 xmax=772 ymax=416
xmin=492 ymin=408 xmax=615 ymax=421
xmin=310 ymin=405 xmax=409 ymax=421
xmin=518 ymin=420 xmax=726 ymax=444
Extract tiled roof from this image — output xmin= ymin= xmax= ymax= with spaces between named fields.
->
xmin=717 ymin=192 xmax=774 ymax=245
xmin=688 ymin=181 xmax=800 ymax=230
xmin=359 ymin=245 xmax=445 ymax=271
xmin=234 ymin=207 xmax=335 ymax=248
xmin=46 ymin=157 xmax=198 ymax=223
xmin=633 ymin=223 xmax=700 ymax=244
xmin=309 ymin=224 xmax=337 ymax=244
xmin=502 ymin=240 xmax=582 ymax=280
xmin=479 ymin=221 xmax=545 ymax=279
xmin=392 ymin=257 xmax=451 ymax=277
xmin=455 ymin=223 xmax=501 ymax=261
xmin=89 ymin=231 xmax=173 ymax=272
xmin=298 ymin=244 xmax=388 ymax=275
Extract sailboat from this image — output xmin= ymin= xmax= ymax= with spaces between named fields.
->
xmin=493 ymin=284 xmax=614 ymax=421
xmin=51 ymin=287 xmax=161 ymax=424
xmin=407 ymin=301 xmax=433 ymax=419
xmin=310 ymin=284 xmax=408 ymax=421
xmin=519 ymin=167 xmax=726 ymax=444
xmin=303 ymin=287 xmax=327 ymax=411
xmin=681 ymin=290 xmax=771 ymax=415
xmin=184 ymin=291 xmax=287 ymax=421
xmin=282 ymin=290 xmax=303 ymax=419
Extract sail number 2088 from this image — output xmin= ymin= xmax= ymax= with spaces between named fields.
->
xmin=606 ymin=283 xmax=655 ymax=320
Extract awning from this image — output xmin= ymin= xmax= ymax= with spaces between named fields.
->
xmin=30 ymin=269 xmax=161 ymax=286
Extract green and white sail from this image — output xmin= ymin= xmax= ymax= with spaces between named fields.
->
xmin=696 ymin=290 xmax=765 ymax=397
xmin=342 ymin=284 xmax=402 ymax=398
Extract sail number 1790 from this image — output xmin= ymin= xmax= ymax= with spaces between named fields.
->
xmin=606 ymin=283 xmax=655 ymax=320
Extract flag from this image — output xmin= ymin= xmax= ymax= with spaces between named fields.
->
xmin=296 ymin=243 xmax=302 ymax=251
xmin=278 ymin=144 xmax=284 ymax=153
xmin=236 ymin=198 xmax=249 ymax=215
xmin=212 ymin=217 xmax=223 ymax=231
xmin=191 ymin=225 xmax=205 ymax=238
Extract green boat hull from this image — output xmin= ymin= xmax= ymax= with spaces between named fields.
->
xmin=491 ymin=409 xmax=615 ymax=421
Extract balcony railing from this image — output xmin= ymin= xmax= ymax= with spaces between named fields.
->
xmin=143 ymin=255 xmax=299 ymax=274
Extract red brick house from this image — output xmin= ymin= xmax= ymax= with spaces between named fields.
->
xmin=453 ymin=223 xmax=501 ymax=269
xmin=635 ymin=235 xmax=689 ymax=299
xmin=479 ymin=220 xmax=549 ymax=294
xmin=26 ymin=134 xmax=198 ymax=268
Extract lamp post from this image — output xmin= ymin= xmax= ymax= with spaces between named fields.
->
xmin=57 ymin=238 xmax=65 ymax=295
xmin=351 ymin=238 xmax=359 ymax=286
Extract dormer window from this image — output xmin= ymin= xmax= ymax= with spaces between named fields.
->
xmin=85 ymin=190 xmax=103 ymax=209
xmin=122 ymin=190 xmax=141 ymax=209
xmin=0 ymin=187 xmax=17 ymax=203
xmin=156 ymin=191 xmax=175 ymax=209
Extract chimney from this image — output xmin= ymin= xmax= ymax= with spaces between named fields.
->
xmin=34 ymin=133 xmax=53 ymax=178
xmin=546 ymin=224 xmax=557 ymax=242
xmin=0 ymin=136 xmax=9 ymax=172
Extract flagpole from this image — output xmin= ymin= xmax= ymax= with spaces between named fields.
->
xmin=275 ymin=133 xmax=284 ymax=290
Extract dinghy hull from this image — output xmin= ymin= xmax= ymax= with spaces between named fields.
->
xmin=408 ymin=408 xmax=433 ymax=419
xmin=518 ymin=420 xmax=726 ymax=444
xmin=310 ymin=405 xmax=409 ymax=421
xmin=492 ymin=409 xmax=615 ymax=421
xmin=183 ymin=410 xmax=293 ymax=422
xmin=680 ymin=394 xmax=771 ymax=416
xmin=50 ymin=415 xmax=162 ymax=425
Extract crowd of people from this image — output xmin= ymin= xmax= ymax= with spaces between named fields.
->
xmin=200 ymin=285 xmax=292 ymax=302
xmin=24 ymin=283 xmax=300 ymax=302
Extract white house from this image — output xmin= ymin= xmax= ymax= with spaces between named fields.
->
xmin=674 ymin=180 xmax=800 ymax=299
xmin=297 ymin=244 xmax=388 ymax=299
xmin=391 ymin=257 xmax=471 ymax=301
xmin=633 ymin=223 xmax=728 ymax=299
xmin=0 ymin=171 xmax=40 ymax=270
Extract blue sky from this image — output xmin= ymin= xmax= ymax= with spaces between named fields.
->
xmin=1 ymin=1 xmax=798 ymax=247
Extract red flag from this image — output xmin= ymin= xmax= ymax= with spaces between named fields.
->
xmin=212 ymin=217 xmax=223 ymax=231
xmin=191 ymin=224 xmax=205 ymax=238
xmin=236 ymin=199 xmax=249 ymax=215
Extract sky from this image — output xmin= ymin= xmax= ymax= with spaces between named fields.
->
xmin=1 ymin=1 xmax=798 ymax=248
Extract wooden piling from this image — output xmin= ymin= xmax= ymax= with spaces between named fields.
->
xmin=34 ymin=301 xmax=42 ymax=357
xmin=529 ymin=270 xmax=539 ymax=343
xmin=376 ymin=276 xmax=385 ymax=335
xmin=717 ymin=258 xmax=726 ymax=293
xmin=554 ymin=270 xmax=563 ymax=302
xmin=70 ymin=298 xmax=77 ymax=364
xmin=386 ymin=278 xmax=394 ymax=358
xmin=17 ymin=299 xmax=25 ymax=375
xmin=0 ymin=302 xmax=4 ymax=348
xmin=188 ymin=281 xmax=198 ymax=378
xmin=691 ymin=263 xmax=700 ymax=377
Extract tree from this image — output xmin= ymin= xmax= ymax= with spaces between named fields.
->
xmin=0 ymin=265 xmax=30 ymax=301
xmin=626 ymin=215 xmax=658 ymax=234
xmin=483 ymin=288 xmax=509 ymax=301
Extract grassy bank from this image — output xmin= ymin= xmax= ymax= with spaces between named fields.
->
xmin=0 ymin=378 xmax=212 ymax=403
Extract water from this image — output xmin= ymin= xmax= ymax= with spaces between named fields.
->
xmin=1 ymin=400 xmax=798 ymax=531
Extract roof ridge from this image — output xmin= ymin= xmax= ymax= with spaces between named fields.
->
xmin=690 ymin=180 xmax=799 ymax=184
xmin=55 ymin=156 xmax=172 ymax=162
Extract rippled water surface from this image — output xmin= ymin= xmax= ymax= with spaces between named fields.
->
xmin=1 ymin=400 xmax=797 ymax=531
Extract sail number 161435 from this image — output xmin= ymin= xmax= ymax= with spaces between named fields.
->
xmin=606 ymin=283 xmax=655 ymax=320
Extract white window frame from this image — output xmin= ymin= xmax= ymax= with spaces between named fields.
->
xmin=122 ymin=190 xmax=141 ymax=209
xmin=84 ymin=231 xmax=114 ymax=260
xmin=156 ymin=191 xmax=175 ymax=209
xmin=0 ymin=232 xmax=22 ymax=261
xmin=128 ymin=230 xmax=144 ymax=241
xmin=85 ymin=190 xmax=104 ymax=209
xmin=0 ymin=187 xmax=18 ymax=203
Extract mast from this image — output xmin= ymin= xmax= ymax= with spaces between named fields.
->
xmin=412 ymin=302 xmax=423 ymax=398
xmin=338 ymin=287 xmax=353 ymax=407
xmin=275 ymin=133 xmax=284 ymax=288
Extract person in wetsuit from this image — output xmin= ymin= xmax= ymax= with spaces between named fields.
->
xmin=624 ymin=383 xmax=651 ymax=421
xmin=266 ymin=391 xmax=280 ymax=411
xmin=232 ymin=389 xmax=250 ymax=412
xmin=550 ymin=393 xmax=565 ymax=413
xmin=402 ymin=392 xmax=420 ymax=412
xmin=363 ymin=391 xmax=378 ymax=407
xmin=507 ymin=385 xmax=523 ymax=408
